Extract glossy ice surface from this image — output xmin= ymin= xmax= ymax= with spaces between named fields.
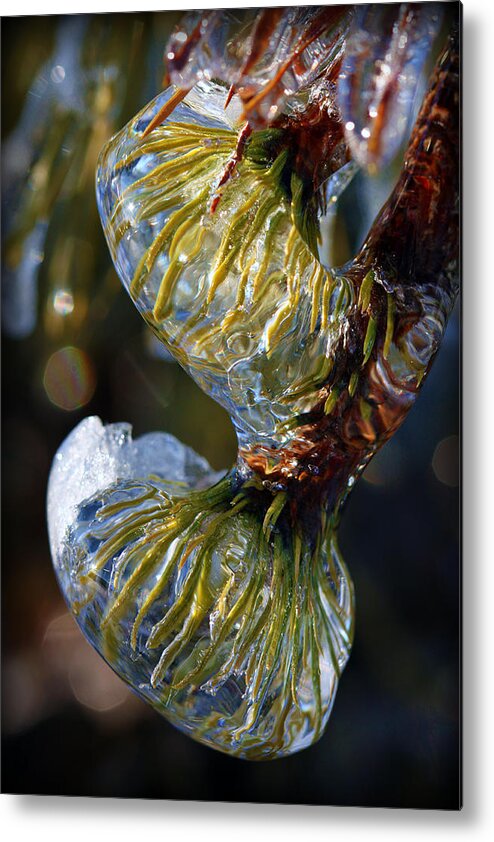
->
xmin=49 ymin=417 xmax=353 ymax=759
xmin=338 ymin=3 xmax=443 ymax=169
xmin=48 ymin=6 xmax=459 ymax=760
xmin=96 ymin=78 xmax=456 ymax=484
xmin=96 ymin=82 xmax=358 ymax=454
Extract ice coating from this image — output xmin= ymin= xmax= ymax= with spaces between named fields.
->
xmin=49 ymin=9 xmax=459 ymax=760
xmin=338 ymin=3 xmax=443 ymax=169
xmin=96 ymin=57 xmax=457 ymax=491
xmin=165 ymin=7 xmax=351 ymax=128
xmin=48 ymin=418 xmax=353 ymax=759
xmin=96 ymin=82 xmax=359 ymax=456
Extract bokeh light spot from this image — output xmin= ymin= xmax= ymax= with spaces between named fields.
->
xmin=432 ymin=435 xmax=459 ymax=487
xmin=68 ymin=653 xmax=129 ymax=713
xmin=44 ymin=613 xmax=130 ymax=714
xmin=43 ymin=346 xmax=96 ymax=411
xmin=53 ymin=288 xmax=74 ymax=315
xmin=50 ymin=64 xmax=66 ymax=83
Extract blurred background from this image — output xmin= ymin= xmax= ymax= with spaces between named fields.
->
xmin=1 ymin=9 xmax=460 ymax=808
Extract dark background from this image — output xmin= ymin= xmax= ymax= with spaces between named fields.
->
xmin=1 ymin=8 xmax=460 ymax=808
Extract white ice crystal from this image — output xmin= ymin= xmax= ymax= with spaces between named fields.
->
xmin=47 ymin=416 xmax=221 ymax=561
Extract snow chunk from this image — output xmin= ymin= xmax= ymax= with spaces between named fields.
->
xmin=47 ymin=416 xmax=221 ymax=560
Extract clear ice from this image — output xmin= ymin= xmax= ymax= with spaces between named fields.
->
xmin=48 ymin=7 xmax=459 ymax=760
xmin=48 ymin=417 xmax=353 ymax=758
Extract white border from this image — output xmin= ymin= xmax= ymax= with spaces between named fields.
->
xmin=2 ymin=0 xmax=494 ymax=839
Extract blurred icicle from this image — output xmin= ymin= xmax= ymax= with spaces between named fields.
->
xmin=1 ymin=14 xmax=152 ymax=341
xmin=2 ymin=17 xmax=87 ymax=337
xmin=2 ymin=221 xmax=48 ymax=339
